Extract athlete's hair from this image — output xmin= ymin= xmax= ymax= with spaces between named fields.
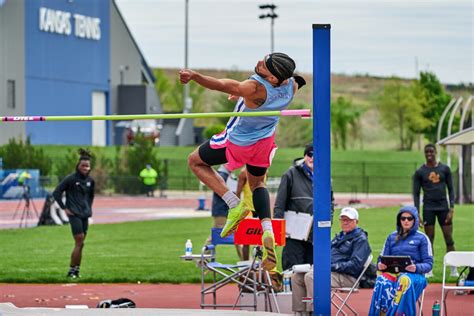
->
xmin=424 ymin=143 xmax=436 ymax=151
xmin=78 ymin=148 xmax=92 ymax=162
xmin=265 ymin=52 xmax=296 ymax=84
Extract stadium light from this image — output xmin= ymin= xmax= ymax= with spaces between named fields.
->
xmin=258 ymin=3 xmax=278 ymax=53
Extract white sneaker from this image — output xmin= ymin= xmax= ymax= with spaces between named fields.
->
xmin=425 ymin=271 xmax=434 ymax=278
xmin=450 ymin=266 xmax=459 ymax=277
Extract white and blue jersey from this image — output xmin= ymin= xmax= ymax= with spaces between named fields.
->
xmin=210 ymin=74 xmax=294 ymax=147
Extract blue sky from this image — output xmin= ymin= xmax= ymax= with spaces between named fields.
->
xmin=115 ymin=0 xmax=473 ymax=84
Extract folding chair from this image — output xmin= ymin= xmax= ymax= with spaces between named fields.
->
xmin=200 ymin=218 xmax=286 ymax=312
xmin=331 ymin=253 xmax=373 ymax=316
xmin=417 ymin=287 xmax=425 ymax=316
xmin=440 ymin=251 xmax=474 ymax=316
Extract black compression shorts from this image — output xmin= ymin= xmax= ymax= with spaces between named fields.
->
xmin=423 ymin=209 xmax=451 ymax=226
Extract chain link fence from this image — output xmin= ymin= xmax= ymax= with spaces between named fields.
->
xmin=38 ymin=160 xmax=427 ymax=195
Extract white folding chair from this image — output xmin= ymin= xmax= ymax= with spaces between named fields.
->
xmin=331 ymin=254 xmax=373 ymax=316
xmin=199 ymin=227 xmax=280 ymax=312
xmin=417 ymin=287 xmax=425 ymax=316
xmin=199 ymin=228 xmax=259 ymax=310
xmin=440 ymin=251 xmax=474 ymax=316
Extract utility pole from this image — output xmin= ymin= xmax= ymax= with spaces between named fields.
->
xmin=259 ymin=4 xmax=278 ymax=53
xmin=183 ymin=0 xmax=191 ymax=112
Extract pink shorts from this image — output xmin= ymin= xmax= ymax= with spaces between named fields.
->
xmin=211 ymin=135 xmax=277 ymax=171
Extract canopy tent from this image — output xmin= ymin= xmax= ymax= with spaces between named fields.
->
xmin=438 ymin=126 xmax=473 ymax=204
xmin=437 ymin=127 xmax=474 ymax=146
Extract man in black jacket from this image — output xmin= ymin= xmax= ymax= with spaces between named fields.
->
xmin=274 ymin=144 xmax=314 ymax=270
xmin=53 ymin=149 xmax=95 ymax=278
xmin=291 ymin=207 xmax=371 ymax=314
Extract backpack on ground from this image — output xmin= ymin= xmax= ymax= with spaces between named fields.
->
xmin=97 ymin=298 xmax=136 ymax=308
xmin=359 ymin=262 xmax=377 ymax=289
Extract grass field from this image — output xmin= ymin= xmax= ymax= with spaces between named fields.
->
xmin=0 ymin=206 xmax=471 ymax=284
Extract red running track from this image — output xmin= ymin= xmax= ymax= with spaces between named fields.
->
xmin=1 ymin=283 xmax=473 ymax=315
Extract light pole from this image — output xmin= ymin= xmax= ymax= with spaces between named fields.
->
xmin=259 ymin=4 xmax=278 ymax=53
xmin=183 ymin=0 xmax=192 ymax=112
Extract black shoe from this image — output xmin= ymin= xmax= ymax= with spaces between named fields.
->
xmin=67 ymin=269 xmax=80 ymax=278
xmin=67 ymin=271 xmax=77 ymax=278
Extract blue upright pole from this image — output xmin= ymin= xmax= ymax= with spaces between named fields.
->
xmin=313 ymin=24 xmax=331 ymax=315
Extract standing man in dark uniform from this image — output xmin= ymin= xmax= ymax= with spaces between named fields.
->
xmin=274 ymin=144 xmax=314 ymax=271
xmin=413 ymin=143 xmax=457 ymax=277
xmin=53 ymin=149 xmax=95 ymax=278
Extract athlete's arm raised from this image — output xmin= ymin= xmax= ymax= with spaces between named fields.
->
xmin=179 ymin=69 xmax=258 ymax=98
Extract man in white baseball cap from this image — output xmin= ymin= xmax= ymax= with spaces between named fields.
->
xmin=340 ymin=207 xmax=359 ymax=220
xmin=291 ymin=207 xmax=371 ymax=315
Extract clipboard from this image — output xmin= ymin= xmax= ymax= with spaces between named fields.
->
xmin=380 ymin=255 xmax=412 ymax=273
xmin=284 ymin=210 xmax=313 ymax=241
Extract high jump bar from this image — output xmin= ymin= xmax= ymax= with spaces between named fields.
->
xmin=1 ymin=109 xmax=311 ymax=122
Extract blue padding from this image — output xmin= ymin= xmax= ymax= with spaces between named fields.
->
xmin=211 ymin=228 xmax=235 ymax=245
xmin=205 ymin=244 xmax=215 ymax=251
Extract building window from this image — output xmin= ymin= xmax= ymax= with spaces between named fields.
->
xmin=7 ymin=80 xmax=15 ymax=109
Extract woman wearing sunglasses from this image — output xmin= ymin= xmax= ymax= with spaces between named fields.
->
xmin=369 ymin=206 xmax=433 ymax=315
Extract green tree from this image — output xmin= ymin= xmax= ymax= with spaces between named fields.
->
xmin=378 ymin=79 xmax=430 ymax=150
xmin=414 ymin=71 xmax=452 ymax=142
xmin=331 ymin=97 xmax=363 ymax=150
xmin=212 ymin=70 xmax=247 ymax=125
xmin=276 ymin=103 xmax=312 ymax=148
xmin=153 ymin=68 xmax=205 ymax=113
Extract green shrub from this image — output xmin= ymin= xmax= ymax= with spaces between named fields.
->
xmin=113 ymin=132 xmax=161 ymax=194
xmin=54 ymin=149 xmax=79 ymax=181
xmin=203 ymin=124 xmax=225 ymax=140
xmin=0 ymin=137 xmax=52 ymax=175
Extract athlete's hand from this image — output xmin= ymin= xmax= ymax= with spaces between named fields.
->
xmin=64 ymin=208 xmax=74 ymax=216
xmin=179 ymin=69 xmax=195 ymax=84
xmin=377 ymin=262 xmax=387 ymax=271
xmin=405 ymin=264 xmax=417 ymax=273
xmin=228 ymin=94 xmax=239 ymax=101
xmin=445 ymin=208 xmax=454 ymax=225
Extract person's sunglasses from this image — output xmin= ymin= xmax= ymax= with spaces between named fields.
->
xmin=400 ymin=216 xmax=414 ymax=222
xmin=306 ymin=151 xmax=313 ymax=158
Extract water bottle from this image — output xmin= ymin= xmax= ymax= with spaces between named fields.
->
xmin=432 ymin=300 xmax=440 ymax=316
xmin=185 ymin=239 xmax=193 ymax=256
xmin=283 ymin=272 xmax=292 ymax=293
xmin=455 ymin=278 xmax=466 ymax=295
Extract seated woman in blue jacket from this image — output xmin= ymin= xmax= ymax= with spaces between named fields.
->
xmin=369 ymin=206 xmax=433 ymax=316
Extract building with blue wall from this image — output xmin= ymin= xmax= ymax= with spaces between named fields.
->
xmin=0 ymin=0 xmax=161 ymax=146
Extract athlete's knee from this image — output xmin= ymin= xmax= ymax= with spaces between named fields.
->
xmin=74 ymin=238 xmax=85 ymax=248
xmin=188 ymin=150 xmax=203 ymax=168
xmin=424 ymin=225 xmax=435 ymax=237
xmin=249 ymin=180 xmax=265 ymax=192
xmin=247 ymin=173 xmax=266 ymax=192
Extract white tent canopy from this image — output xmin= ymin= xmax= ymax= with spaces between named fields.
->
xmin=437 ymin=127 xmax=474 ymax=146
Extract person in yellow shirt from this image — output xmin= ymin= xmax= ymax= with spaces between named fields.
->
xmin=17 ymin=170 xmax=32 ymax=187
xmin=139 ymin=164 xmax=158 ymax=197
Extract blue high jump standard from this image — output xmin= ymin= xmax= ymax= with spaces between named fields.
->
xmin=312 ymin=24 xmax=331 ymax=315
